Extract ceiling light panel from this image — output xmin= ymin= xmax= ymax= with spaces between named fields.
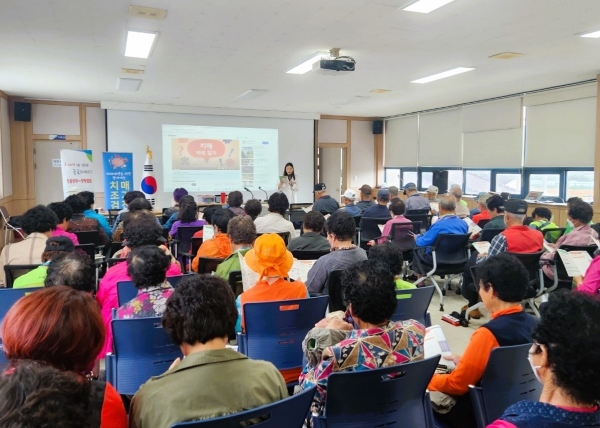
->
xmin=580 ymin=30 xmax=600 ymax=38
xmin=412 ymin=67 xmax=474 ymax=83
xmin=403 ymin=0 xmax=455 ymax=13
xmin=125 ymin=30 xmax=158 ymax=58
xmin=286 ymin=52 xmax=329 ymax=74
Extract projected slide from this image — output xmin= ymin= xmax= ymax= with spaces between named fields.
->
xmin=162 ymin=124 xmax=278 ymax=192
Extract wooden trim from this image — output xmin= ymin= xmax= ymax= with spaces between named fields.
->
xmin=594 ymin=74 xmax=600 ymax=214
xmin=346 ymin=120 xmax=352 ymax=191
xmin=80 ymin=105 xmax=87 ymax=149
xmin=374 ymin=134 xmax=384 ymax=186
xmin=25 ymin=119 xmax=34 ymax=199
xmin=32 ymin=134 xmax=82 ymax=141
xmin=318 ymin=142 xmax=348 ymax=147
xmin=81 ymin=102 xmax=101 ymax=108
xmin=23 ymin=99 xmax=88 ymax=107
xmin=320 ymin=114 xmax=378 ymax=121
xmin=0 ymin=90 xmax=8 ymax=100
xmin=314 ymin=120 xmax=319 ymax=192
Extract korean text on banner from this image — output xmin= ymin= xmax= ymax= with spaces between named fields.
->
xmin=60 ymin=149 xmax=94 ymax=198
xmin=102 ymin=152 xmax=134 ymax=210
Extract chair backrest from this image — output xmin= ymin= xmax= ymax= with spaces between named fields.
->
xmin=3 ymin=265 xmax=39 ymax=289
xmin=256 ymin=232 xmax=291 ymax=245
xmin=0 ymin=287 xmax=40 ymax=323
xmin=405 ymin=209 xmax=430 ymax=216
xmin=291 ymin=250 xmax=330 ymax=260
xmin=170 ymin=387 xmax=316 ymax=428
xmin=288 ymin=209 xmax=307 ymax=224
xmin=197 ymin=257 xmax=225 ymax=274
xmin=167 ymin=274 xmax=191 ymax=288
xmin=477 ymin=219 xmax=490 ymax=228
xmin=75 ymin=243 xmax=95 ymax=261
xmin=228 ymin=270 xmax=243 ymax=296
xmin=392 ymin=286 xmax=435 ymax=326
xmin=108 ymin=241 xmax=124 ymax=258
xmin=116 ymin=280 xmax=138 ymax=307
xmin=470 ymin=344 xmax=541 ymax=426
xmin=74 ymin=230 xmax=100 ymax=246
xmin=176 ymin=226 xmax=204 ymax=256
xmin=319 ymin=356 xmax=439 ymax=428
xmin=506 ymin=251 xmax=544 ymax=278
xmin=390 ymin=222 xmax=420 ymax=251
xmin=107 ymin=317 xmax=180 ymax=395
xmin=405 ymin=212 xmax=433 ymax=231
xmin=107 ymin=209 xmax=120 ymax=226
xmin=359 ymin=217 xmax=388 ymax=242
xmin=432 ymin=233 xmax=471 ymax=265
xmin=188 ymin=237 xmax=203 ymax=256
xmin=479 ymin=228 xmax=504 ymax=243
xmin=105 ymin=257 xmax=127 ymax=268
xmin=324 ymin=269 xmax=345 ymax=312
xmin=241 ymin=296 xmax=329 ymax=370
xmin=542 ymin=227 xmax=566 ymax=244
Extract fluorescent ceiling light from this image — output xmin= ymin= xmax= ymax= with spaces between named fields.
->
xmin=125 ymin=30 xmax=158 ymax=58
xmin=331 ymin=96 xmax=370 ymax=106
xmin=234 ymin=89 xmax=268 ymax=101
xmin=580 ymin=30 xmax=600 ymax=38
xmin=412 ymin=67 xmax=474 ymax=83
xmin=403 ymin=0 xmax=455 ymax=13
xmin=286 ymin=52 xmax=329 ymax=74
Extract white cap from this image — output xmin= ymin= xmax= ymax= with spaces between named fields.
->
xmin=426 ymin=185 xmax=438 ymax=194
xmin=342 ymin=189 xmax=356 ymax=200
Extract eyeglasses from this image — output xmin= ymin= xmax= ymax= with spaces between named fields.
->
xmin=529 ymin=342 xmax=543 ymax=355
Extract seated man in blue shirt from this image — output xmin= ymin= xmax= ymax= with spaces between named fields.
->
xmin=412 ymin=194 xmax=468 ymax=274
xmin=312 ymin=183 xmax=339 ymax=214
xmin=362 ymin=189 xmax=392 ymax=219
xmin=338 ymin=189 xmax=361 ymax=217
xmin=78 ymin=191 xmax=112 ymax=238
xmin=404 ymin=183 xmax=431 ymax=213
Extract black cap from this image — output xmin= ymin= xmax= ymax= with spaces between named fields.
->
xmin=44 ymin=236 xmax=75 ymax=252
xmin=486 ymin=195 xmax=505 ymax=213
xmin=504 ymin=199 xmax=528 ymax=215
xmin=314 ymin=183 xmax=326 ymax=192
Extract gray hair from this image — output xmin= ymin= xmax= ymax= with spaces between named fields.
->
xmin=439 ymin=194 xmax=457 ymax=212
xmin=450 ymin=187 xmax=463 ymax=199
xmin=506 ymin=212 xmax=526 ymax=223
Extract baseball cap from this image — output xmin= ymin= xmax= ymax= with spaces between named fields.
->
xmin=377 ymin=189 xmax=390 ymax=201
xmin=455 ymin=205 xmax=470 ymax=218
xmin=426 ymin=185 xmax=438 ymax=194
xmin=244 ymin=233 xmax=293 ymax=280
xmin=486 ymin=195 xmax=505 ymax=212
xmin=388 ymin=186 xmax=399 ymax=195
xmin=403 ymin=182 xmax=417 ymax=195
xmin=477 ymin=192 xmax=491 ymax=204
xmin=313 ymin=183 xmax=326 ymax=192
xmin=342 ymin=189 xmax=356 ymax=200
xmin=44 ymin=236 xmax=75 ymax=252
xmin=359 ymin=184 xmax=372 ymax=196
xmin=504 ymin=199 xmax=528 ymax=215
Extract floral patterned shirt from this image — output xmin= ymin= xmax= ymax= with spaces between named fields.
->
xmin=116 ymin=282 xmax=174 ymax=319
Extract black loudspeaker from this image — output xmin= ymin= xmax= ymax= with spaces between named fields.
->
xmin=372 ymin=120 xmax=383 ymax=134
xmin=432 ymin=170 xmax=448 ymax=194
xmin=14 ymin=102 xmax=31 ymax=122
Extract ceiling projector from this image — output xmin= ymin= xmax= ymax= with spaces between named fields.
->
xmin=312 ymin=49 xmax=356 ymax=75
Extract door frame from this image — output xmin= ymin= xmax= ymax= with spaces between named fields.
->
xmin=318 ymin=142 xmax=348 ymax=203
xmin=33 ymin=139 xmax=82 ymax=205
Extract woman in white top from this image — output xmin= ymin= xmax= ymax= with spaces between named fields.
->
xmin=277 ymin=162 xmax=299 ymax=204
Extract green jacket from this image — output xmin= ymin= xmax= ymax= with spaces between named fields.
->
xmin=13 ymin=265 xmax=47 ymax=289
xmin=130 ymin=348 xmax=287 ymax=428
xmin=215 ymin=248 xmax=251 ymax=282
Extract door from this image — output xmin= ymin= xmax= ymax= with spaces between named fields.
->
xmin=34 ymin=140 xmax=82 ymax=205
xmin=318 ymin=146 xmax=346 ymax=203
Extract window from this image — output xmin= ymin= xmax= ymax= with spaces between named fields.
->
xmin=402 ymin=171 xmax=418 ymax=187
xmin=465 ymin=170 xmax=491 ymax=194
xmin=566 ymin=171 xmax=594 ymax=202
xmin=384 ymin=168 xmax=401 ymax=188
xmin=496 ymin=173 xmax=522 ymax=195
xmin=420 ymin=169 xmax=463 ymax=191
xmin=529 ymin=173 xmax=560 ymax=197
xmin=448 ymin=170 xmax=463 ymax=189
xmin=421 ymin=172 xmax=433 ymax=189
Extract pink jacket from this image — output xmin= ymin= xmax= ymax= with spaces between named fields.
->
xmin=96 ymin=261 xmax=182 ymax=357
xmin=51 ymin=227 xmax=80 ymax=245
xmin=577 ymin=256 xmax=600 ymax=295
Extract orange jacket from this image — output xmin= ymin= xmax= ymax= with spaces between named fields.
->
xmin=191 ymin=233 xmax=232 ymax=272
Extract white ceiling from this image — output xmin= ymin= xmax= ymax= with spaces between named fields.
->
xmin=1 ymin=0 xmax=600 ymax=117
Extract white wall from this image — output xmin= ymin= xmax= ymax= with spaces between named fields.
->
xmin=350 ymin=120 xmax=375 ymax=187
xmin=106 ymin=110 xmax=315 ymax=208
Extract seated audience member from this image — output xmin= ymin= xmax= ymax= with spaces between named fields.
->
xmin=78 ymin=190 xmax=112 ymax=238
xmin=542 ymin=199 xmax=597 ymax=282
xmin=130 ymin=275 xmax=287 ymax=428
xmin=563 ymin=197 xmax=594 ymax=235
xmin=192 ymin=208 xmax=235 ymax=272
xmin=300 ymin=260 xmax=425 ymax=416
xmin=0 ymin=360 xmax=93 ymax=428
xmin=227 ymin=190 xmax=246 ymax=216
xmin=1 ymin=286 xmax=128 ymax=427
xmin=47 ymin=201 xmax=80 ymax=245
xmin=370 ymin=198 xmax=411 ymax=245
xmin=215 ymin=216 xmax=255 ymax=282
xmin=162 ymin=191 xmax=190 ymax=230
xmin=472 ymin=192 xmax=491 ymax=225
xmin=430 ymin=254 xmax=537 ymax=428
xmin=312 ymin=183 xmax=339 ymax=213
xmin=0 ymin=205 xmax=58 ymax=287
xmin=237 ymin=233 xmax=309 ymax=333
xmin=191 ymin=203 xmax=218 ymax=239
xmin=404 ymin=182 xmax=431 ymax=212
xmin=97 ymin=210 xmax=182 ymax=358
xmin=574 ymin=253 xmax=600 ymax=295
xmin=306 ymin=211 xmax=367 ymax=294
xmin=112 ymin=190 xmax=145 ymax=232
xmin=489 ymin=291 xmax=600 ymax=427
xmin=450 ymin=185 xmax=468 ymax=207
xmin=64 ymin=195 xmax=110 ymax=246
xmin=117 ymin=245 xmax=173 ymax=319
xmin=112 ymin=197 xmax=154 ymax=243
xmin=456 ymin=205 xmax=481 ymax=235
xmin=44 ymin=251 xmax=95 ymax=293
xmin=388 ymin=185 xmax=399 ymax=199
xmin=338 ymin=189 xmax=361 ymax=217
xmin=169 ymin=198 xmax=206 ymax=238
xmin=287 ymin=211 xmax=331 ymax=252
xmin=368 ymin=242 xmax=415 ymax=291
xmin=412 ymin=195 xmax=467 ymax=274
xmin=254 ymin=192 xmax=296 ymax=236
xmin=426 ymin=185 xmax=439 ymax=202
xmin=482 ymin=194 xmax=507 ymax=231
xmin=362 ymin=188 xmax=392 ymax=219
xmin=13 ymin=236 xmax=74 ymax=289
xmin=529 ymin=207 xmax=558 ymax=233
xmin=244 ymin=198 xmax=263 ymax=220
xmin=356 ymin=184 xmax=374 ymax=214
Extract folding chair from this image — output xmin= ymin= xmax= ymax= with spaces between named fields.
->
xmin=75 ymin=243 xmax=102 ymax=286
xmin=392 ymin=286 xmax=435 ymax=327
xmin=168 ymin=274 xmax=192 ymax=288
xmin=170 ymin=387 xmax=316 ymax=428
xmin=386 ymin=221 xmax=421 ymax=278
xmin=469 ymin=344 xmax=541 ymax=428
xmin=476 ymin=219 xmax=490 ymax=228
xmin=74 ymin=230 xmax=100 ymax=247
xmin=312 ymin=355 xmax=440 ymax=428
xmin=172 ymin=226 xmax=204 ymax=272
xmin=324 ymin=269 xmax=345 ymax=312
xmin=357 ymin=217 xmax=388 ymax=249
xmin=197 ymin=257 xmax=225 ymax=274
xmin=105 ymin=257 xmax=127 ymax=269
xmin=511 ymin=251 xmax=548 ymax=318
xmin=107 ymin=241 xmax=125 ymax=258
xmin=107 ymin=209 xmax=120 ymax=227
xmin=0 ymin=287 xmax=40 ymax=322
xmin=550 ymin=244 xmax=597 ymax=289
xmin=106 ymin=317 xmax=180 ymax=395
xmin=228 ymin=270 xmax=243 ymax=296
xmin=237 ymin=296 xmax=329 ymax=385
xmin=0 ymin=206 xmax=24 ymax=245
xmin=116 ymin=280 xmax=138 ymax=307
xmin=291 ymin=249 xmax=330 ymax=260
xmin=413 ymin=233 xmax=471 ymax=311
xmin=3 ymin=265 xmax=39 ymax=289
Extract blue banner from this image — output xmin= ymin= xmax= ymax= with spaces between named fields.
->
xmin=102 ymin=152 xmax=133 ymax=210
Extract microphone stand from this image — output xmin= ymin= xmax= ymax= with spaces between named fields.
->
xmin=244 ymin=187 xmax=255 ymax=199
xmin=258 ymin=186 xmax=269 ymax=201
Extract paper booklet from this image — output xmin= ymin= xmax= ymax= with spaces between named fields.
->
xmin=302 ymin=205 xmax=313 ymax=213
xmin=557 ymin=249 xmax=592 ymax=277
xmin=203 ymin=225 xmax=215 ymax=241
xmin=239 ymin=253 xmax=316 ymax=291
xmin=424 ymin=325 xmax=455 ymax=369
xmin=472 ymin=241 xmax=490 ymax=254
xmin=378 ymin=224 xmax=384 ymax=232
xmin=543 ymin=240 xmax=554 ymax=253
xmin=463 ymin=217 xmax=482 ymax=235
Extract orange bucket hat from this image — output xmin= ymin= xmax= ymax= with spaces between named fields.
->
xmin=244 ymin=233 xmax=293 ymax=280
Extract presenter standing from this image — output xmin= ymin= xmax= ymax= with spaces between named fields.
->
xmin=278 ymin=162 xmax=299 ymax=204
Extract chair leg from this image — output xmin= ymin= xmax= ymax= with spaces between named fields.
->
xmin=527 ymin=298 xmax=541 ymax=318
xmin=428 ymin=276 xmax=444 ymax=311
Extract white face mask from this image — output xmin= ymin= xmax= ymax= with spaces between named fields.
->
xmin=528 ymin=357 xmax=543 ymax=384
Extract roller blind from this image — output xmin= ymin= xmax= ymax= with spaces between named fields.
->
xmin=524 ymin=97 xmax=596 ymax=167
xmin=462 ymin=97 xmax=522 ymax=132
xmin=463 ymin=128 xmax=523 ymax=168
xmin=419 ymin=108 xmax=462 ymax=167
xmin=384 ymin=116 xmax=418 ymax=167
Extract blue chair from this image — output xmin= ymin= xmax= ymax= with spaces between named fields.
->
xmin=116 ymin=275 xmax=191 ymax=306
xmin=469 ymin=343 xmax=542 ymax=428
xmin=0 ymin=287 xmax=40 ymax=321
xmin=313 ymin=355 xmax=440 ymax=428
xmin=106 ymin=317 xmax=180 ymax=395
xmin=392 ymin=286 xmax=435 ymax=327
xmin=237 ymin=296 xmax=328 ymax=380
xmin=170 ymin=387 xmax=316 ymax=427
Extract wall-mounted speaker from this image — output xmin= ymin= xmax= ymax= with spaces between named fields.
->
xmin=372 ymin=120 xmax=383 ymax=135
xmin=432 ymin=170 xmax=448 ymax=194
xmin=14 ymin=102 xmax=31 ymax=122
